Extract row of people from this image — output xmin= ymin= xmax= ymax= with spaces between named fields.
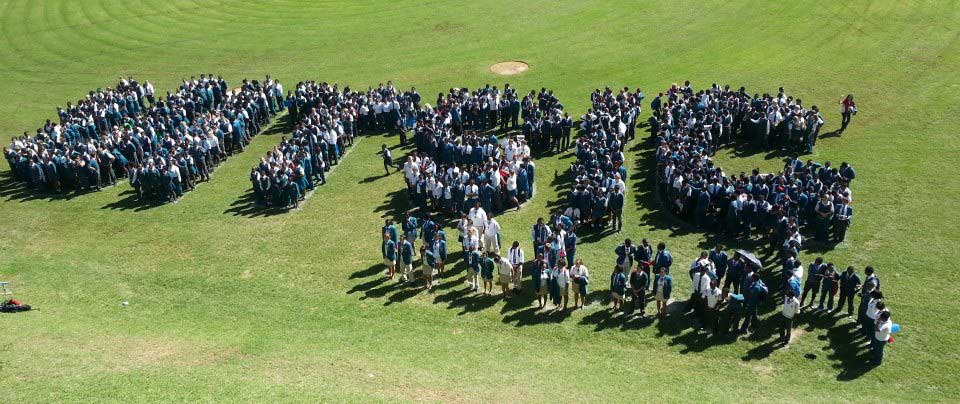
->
xmin=129 ymin=76 xmax=275 ymax=203
xmin=251 ymin=81 xmax=383 ymax=208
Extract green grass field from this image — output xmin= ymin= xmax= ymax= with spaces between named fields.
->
xmin=2 ymin=0 xmax=959 ymax=402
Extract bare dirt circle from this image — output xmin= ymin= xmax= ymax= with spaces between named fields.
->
xmin=490 ymin=61 xmax=529 ymax=75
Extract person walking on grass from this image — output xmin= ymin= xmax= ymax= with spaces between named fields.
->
xmin=839 ymin=94 xmax=856 ymax=133
xmin=378 ymin=144 xmax=393 ymax=175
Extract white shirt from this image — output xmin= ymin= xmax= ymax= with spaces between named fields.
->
xmin=866 ymin=299 xmax=880 ymax=320
xmin=782 ymin=296 xmax=800 ymax=318
xmin=508 ymin=247 xmax=524 ymax=266
xmin=484 ymin=219 xmax=500 ymax=237
xmin=704 ymin=286 xmax=721 ymax=308
xmin=875 ymin=319 xmax=892 ymax=342
xmin=569 ymin=265 xmax=588 ymax=280
xmin=498 ymin=257 xmax=513 ymax=276
xmin=469 ymin=207 xmax=487 ymax=226
xmin=553 ymin=268 xmax=570 ymax=288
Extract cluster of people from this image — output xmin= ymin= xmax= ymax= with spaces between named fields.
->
xmin=398 ymin=85 xmax=559 ymax=218
xmin=651 ymin=86 xmax=857 ymax=247
xmin=4 ymin=75 xmax=279 ymax=204
xmin=554 ymin=87 xmax=645 ymax=232
xmin=128 ymin=75 xmax=277 ymax=203
xmin=250 ymin=81 xmax=386 ymax=208
xmin=647 ymin=82 xmax=827 ymax=154
xmin=5 ymin=76 xmax=159 ymax=194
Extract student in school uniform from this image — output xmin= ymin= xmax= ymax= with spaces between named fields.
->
xmin=420 ymin=245 xmax=435 ymax=290
xmin=629 ymin=265 xmax=650 ymax=317
xmin=836 ymin=266 xmax=862 ymax=317
xmin=653 ymin=267 xmax=673 ymax=318
xmin=872 ymin=311 xmax=893 ymax=365
xmin=378 ymin=144 xmax=393 ymax=175
xmin=801 ymin=257 xmax=825 ymax=308
xmin=569 ymin=258 xmax=589 ymax=309
xmin=817 ymin=263 xmax=839 ymax=311
xmin=432 ymin=233 xmax=447 ymax=276
xmin=497 ymin=253 xmax=514 ymax=299
xmin=780 ymin=289 xmax=801 ymax=344
xmin=532 ymin=260 xmax=550 ymax=309
xmin=382 ymin=232 xmax=397 ymax=279
xmin=614 ymin=239 xmax=638 ymax=273
xmin=483 ymin=217 xmax=501 ymax=254
xmin=481 ymin=252 xmax=496 ymax=295
xmin=702 ymin=280 xmax=722 ymax=334
xmin=833 ymin=198 xmax=853 ymax=242
xmin=653 ymin=242 xmax=673 ymax=274
xmin=551 ymin=261 xmax=571 ymax=310
xmin=399 ymin=235 xmax=415 ymax=283
xmin=466 ymin=246 xmax=482 ymax=292
xmin=508 ymin=241 xmax=525 ymax=293
xmin=610 ymin=265 xmax=627 ymax=313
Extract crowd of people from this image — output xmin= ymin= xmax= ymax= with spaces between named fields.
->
xmin=5 ymin=75 xmax=278 ymax=204
xmin=652 ymin=84 xmax=856 ymax=249
xmin=397 ymin=85 xmax=566 ymax=218
xmin=551 ymin=87 xmax=646 ymax=233
xmin=249 ymin=80 xmax=392 ymax=209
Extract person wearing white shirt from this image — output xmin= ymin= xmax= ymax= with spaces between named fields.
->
xmin=469 ymin=203 xmax=487 ymax=235
xmin=702 ymin=281 xmax=722 ymax=334
xmin=552 ymin=262 xmax=571 ymax=309
xmin=507 ymin=241 xmax=524 ymax=292
xmin=872 ymin=311 xmax=893 ymax=365
xmin=780 ymin=290 xmax=800 ymax=344
xmin=497 ymin=253 xmax=514 ymax=298
xmin=569 ymin=259 xmax=589 ymax=308
xmin=483 ymin=218 xmax=501 ymax=254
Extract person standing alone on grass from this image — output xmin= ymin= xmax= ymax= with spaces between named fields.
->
xmin=839 ymin=94 xmax=856 ymax=134
xmin=378 ymin=144 xmax=393 ymax=175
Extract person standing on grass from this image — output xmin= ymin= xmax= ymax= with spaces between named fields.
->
xmin=402 ymin=213 xmax=419 ymax=251
xmin=833 ymin=197 xmax=853 ymax=243
xmin=872 ymin=311 xmax=893 ymax=365
xmin=615 ymin=239 xmax=638 ymax=273
xmin=551 ymin=261 xmax=571 ymax=309
xmin=466 ymin=246 xmax=482 ymax=292
xmin=532 ymin=260 xmax=550 ymax=309
xmin=399 ymin=235 xmax=414 ymax=283
xmin=382 ymin=232 xmax=397 ymax=279
xmin=653 ymin=242 xmax=673 ymax=274
xmin=652 ymin=267 xmax=673 ymax=318
xmin=610 ymin=265 xmax=627 ymax=313
xmin=432 ymin=233 xmax=447 ymax=276
xmin=836 ymin=266 xmax=862 ymax=317
xmin=497 ymin=253 xmax=514 ymax=299
xmin=780 ymin=289 xmax=800 ymax=344
xmin=607 ymin=184 xmax=625 ymax=232
xmin=629 ymin=265 xmax=649 ymax=317
xmin=483 ymin=217 xmax=501 ymax=254
xmin=817 ymin=263 xmax=839 ymax=311
xmin=865 ymin=293 xmax=886 ymax=341
xmin=801 ymin=257 xmax=824 ymax=308
xmin=531 ymin=217 xmax=552 ymax=254
xmin=508 ymin=241 xmax=525 ymax=293
xmin=569 ymin=258 xmax=589 ymax=309
xmin=421 ymin=245 xmax=435 ymax=290
xmin=709 ymin=245 xmax=729 ymax=286
xmin=839 ymin=94 xmax=856 ymax=133
xmin=382 ymin=219 xmax=399 ymax=244
xmin=702 ymin=280 xmax=722 ymax=334
xmin=740 ymin=273 xmax=767 ymax=334
xmin=481 ymin=251 xmax=496 ymax=295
